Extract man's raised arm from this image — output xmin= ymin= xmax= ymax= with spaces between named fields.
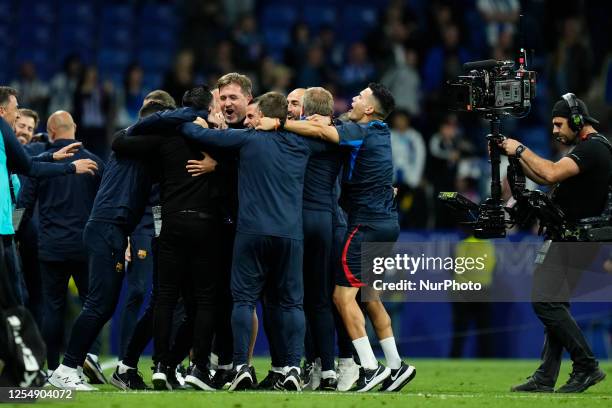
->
xmin=257 ymin=117 xmax=340 ymax=144
xmin=179 ymin=120 xmax=250 ymax=150
xmin=127 ymin=107 xmax=207 ymax=136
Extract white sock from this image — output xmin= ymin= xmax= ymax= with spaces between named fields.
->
xmin=218 ymin=364 xmax=232 ymax=370
xmin=379 ymin=337 xmax=402 ymax=369
xmin=352 ymin=337 xmax=378 ymax=370
xmin=117 ymin=361 xmax=135 ymax=375
xmin=321 ymin=370 xmax=337 ymax=379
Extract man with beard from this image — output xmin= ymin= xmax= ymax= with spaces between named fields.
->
xmin=287 ymin=88 xmax=305 ymax=120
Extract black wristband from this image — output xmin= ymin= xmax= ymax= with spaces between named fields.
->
xmin=515 ymin=144 xmax=526 ymax=158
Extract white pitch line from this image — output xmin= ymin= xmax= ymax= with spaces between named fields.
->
xmin=87 ymin=390 xmax=610 ymax=399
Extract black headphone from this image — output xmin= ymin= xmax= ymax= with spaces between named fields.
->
xmin=562 ymin=92 xmax=584 ymax=132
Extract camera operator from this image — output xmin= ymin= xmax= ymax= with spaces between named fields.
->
xmin=499 ymin=94 xmax=607 ymax=393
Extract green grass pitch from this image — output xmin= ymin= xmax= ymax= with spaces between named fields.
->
xmin=27 ymin=358 xmax=612 ymax=408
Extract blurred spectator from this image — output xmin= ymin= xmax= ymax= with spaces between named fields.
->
xmin=10 ymin=62 xmax=49 ymax=119
xmin=284 ymin=22 xmax=310 ymax=69
xmin=548 ymin=17 xmax=593 ymax=98
xmin=428 ymin=114 xmax=475 ymax=228
xmin=233 ymin=15 xmax=263 ymax=71
xmin=341 ymin=42 xmax=376 ymax=98
xmin=209 ymin=41 xmax=237 ymax=80
xmin=390 ymin=110 xmax=429 ymax=228
xmin=162 ymin=49 xmax=196 ymax=104
xmin=422 ymin=23 xmax=470 ymax=96
xmin=116 ymin=64 xmax=147 ymax=129
xmin=296 ymin=45 xmax=333 ymax=89
xmin=317 ymin=26 xmax=344 ymax=70
xmin=476 ymin=0 xmax=520 ymax=47
xmin=266 ymin=64 xmax=292 ymax=95
xmin=48 ymin=55 xmax=83 ymax=117
xmin=73 ymin=66 xmax=114 ymax=161
xmin=381 ymin=47 xmax=421 ymax=116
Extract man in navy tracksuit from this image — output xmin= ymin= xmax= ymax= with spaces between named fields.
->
xmin=297 ymin=88 xmax=344 ymax=391
xmin=260 ymin=83 xmax=415 ymax=393
xmin=18 ymin=111 xmax=105 ymax=373
xmin=48 ymin=98 xmax=172 ymax=391
xmin=179 ymin=92 xmax=332 ymax=391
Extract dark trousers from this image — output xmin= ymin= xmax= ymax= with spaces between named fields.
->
xmin=153 ymin=212 xmax=221 ymax=368
xmin=211 ymin=223 xmax=236 ymax=367
xmin=40 ymin=259 xmax=101 ymax=369
xmin=0 ymin=235 xmax=18 ymax=308
xmin=17 ymin=220 xmax=43 ymax=326
xmin=231 ymin=233 xmax=304 ymax=367
xmin=2 ymin=235 xmax=27 ymax=306
xmin=122 ymin=237 xmax=192 ymax=368
xmin=119 ymin=233 xmax=154 ymax=359
xmin=303 ymin=209 xmax=335 ymax=371
xmin=531 ymin=242 xmax=600 ymax=384
xmin=63 ymin=221 xmax=127 ymax=369
xmin=331 ymin=223 xmax=355 ymax=359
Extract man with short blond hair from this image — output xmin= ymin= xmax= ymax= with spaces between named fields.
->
xmin=15 ymin=108 xmax=39 ymax=145
xmin=216 ymin=73 xmax=252 ymax=127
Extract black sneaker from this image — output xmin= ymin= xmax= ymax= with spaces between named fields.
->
xmin=185 ymin=364 xmax=216 ymax=391
xmin=510 ymin=376 xmax=554 ymax=392
xmin=152 ymin=363 xmax=173 ymax=391
xmin=228 ymin=365 xmax=253 ymax=391
xmin=249 ymin=366 xmax=258 ymax=387
xmin=555 ymin=369 xmax=606 ymax=393
xmin=354 ymin=364 xmax=391 ymax=392
xmin=320 ymin=376 xmax=338 ymax=391
xmin=302 ymin=361 xmax=313 ymax=384
xmin=274 ymin=368 xmax=301 ymax=391
xmin=258 ymin=370 xmax=284 ymax=390
xmin=110 ymin=367 xmax=150 ymax=390
xmin=83 ymin=354 xmax=107 ymax=384
xmin=168 ymin=365 xmax=186 ymax=390
xmin=379 ymin=362 xmax=416 ymax=392
xmin=211 ymin=368 xmax=234 ymax=390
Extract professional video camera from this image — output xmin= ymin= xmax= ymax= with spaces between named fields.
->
xmin=447 ymin=51 xmax=536 ymax=115
xmin=438 ymin=48 xmax=538 ymax=238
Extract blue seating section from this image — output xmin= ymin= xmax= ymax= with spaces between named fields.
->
xmin=0 ymin=0 xmax=179 ymax=87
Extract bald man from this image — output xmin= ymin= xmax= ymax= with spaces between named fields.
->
xmin=287 ymin=88 xmax=305 ymax=120
xmin=18 ymin=110 xmax=106 ymax=375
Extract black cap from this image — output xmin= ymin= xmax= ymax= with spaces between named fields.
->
xmin=551 ymin=97 xmax=600 ymax=125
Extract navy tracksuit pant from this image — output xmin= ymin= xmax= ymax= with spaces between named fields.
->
xmin=231 ymin=232 xmax=304 ymax=368
xmin=63 ymin=221 xmax=127 ymax=369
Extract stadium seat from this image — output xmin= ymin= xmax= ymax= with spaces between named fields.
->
xmin=58 ymin=24 xmax=96 ymax=51
xmin=18 ymin=24 xmax=54 ymax=48
xmin=139 ymin=4 xmax=178 ymax=28
xmin=101 ymin=4 xmax=134 ymax=26
xmin=20 ymin=0 xmax=56 ymax=25
xmin=143 ymin=71 xmax=163 ymax=91
xmin=97 ymin=49 xmax=132 ymax=72
xmin=59 ymin=2 xmax=96 ymax=25
xmin=302 ymin=5 xmax=336 ymax=30
xmin=137 ymin=26 xmax=176 ymax=49
xmin=339 ymin=6 xmax=378 ymax=43
xmin=14 ymin=48 xmax=56 ymax=78
xmin=260 ymin=4 xmax=297 ymax=29
xmin=262 ymin=27 xmax=291 ymax=50
xmin=100 ymin=25 xmax=133 ymax=48
xmin=137 ymin=49 xmax=171 ymax=71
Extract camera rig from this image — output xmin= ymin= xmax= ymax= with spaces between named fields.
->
xmin=439 ymin=50 xmax=612 ymax=240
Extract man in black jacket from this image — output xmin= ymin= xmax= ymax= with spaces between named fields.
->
xmin=113 ymin=86 xmax=223 ymax=391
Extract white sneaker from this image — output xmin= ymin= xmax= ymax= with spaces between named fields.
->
xmin=304 ymin=358 xmax=321 ymax=390
xmin=336 ymin=358 xmax=359 ymax=392
xmin=48 ymin=365 xmax=97 ymax=391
